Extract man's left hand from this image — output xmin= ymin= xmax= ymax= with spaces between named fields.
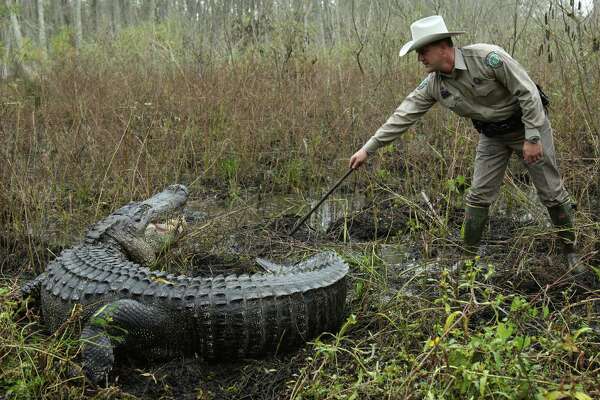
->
xmin=523 ymin=141 xmax=543 ymax=164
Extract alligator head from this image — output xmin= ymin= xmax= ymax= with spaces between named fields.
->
xmin=85 ymin=184 xmax=189 ymax=265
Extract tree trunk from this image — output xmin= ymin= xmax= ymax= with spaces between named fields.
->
xmin=91 ymin=0 xmax=100 ymax=34
xmin=121 ymin=0 xmax=131 ymax=27
xmin=73 ymin=0 xmax=83 ymax=52
xmin=20 ymin=0 xmax=35 ymax=38
xmin=52 ymin=0 xmax=65 ymax=28
xmin=147 ymin=0 xmax=156 ymax=23
xmin=8 ymin=0 xmax=25 ymax=50
xmin=158 ymin=0 xmax=170 ymax=21
xmin=37 ymin=0 xmax=47 ymax=58
xmin=6 ymin=0 xmax=37 ymax=80
xmin=112 ymin=0 xmax=121 ymax=35
xmin=321 ymin=0 xmax=332 ymax=46
xmin=208 ymin=0 xmax=217 ymax=48
xmin=2 ymin=27 xmax=12 ymax=79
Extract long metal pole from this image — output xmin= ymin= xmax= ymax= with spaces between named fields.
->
xmin=289 ymin=168 xmax=355 ymax=236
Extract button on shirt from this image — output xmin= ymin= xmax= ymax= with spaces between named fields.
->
xmin=362 ymin=44 xmax=547 ymax=154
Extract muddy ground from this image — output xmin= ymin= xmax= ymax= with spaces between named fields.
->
xmin=2 ymin=187 xmax=599 ymax=399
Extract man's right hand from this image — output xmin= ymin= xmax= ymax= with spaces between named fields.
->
xmin=349 ymin=149 xmax=369 ymax=169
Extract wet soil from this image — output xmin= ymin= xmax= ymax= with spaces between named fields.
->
xmin=326 ymin=198 xmax=413 ymax=241
xmin=111 ymin=352 xmax=303 ymax=400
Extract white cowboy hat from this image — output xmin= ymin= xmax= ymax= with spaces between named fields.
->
xmin=399 ymin=15 xmax=465 ymax=57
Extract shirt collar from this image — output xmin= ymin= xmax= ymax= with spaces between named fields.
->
xmin=454 ymin=48 xmax=467 ymax=70
xmin=439 ymin=48 xmax=467 ymax=78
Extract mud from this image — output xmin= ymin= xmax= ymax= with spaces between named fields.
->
xmin=111 ymin=352 xmax=302 ymax=399
xmin=326 ymin=198 xmax=413 ymax=241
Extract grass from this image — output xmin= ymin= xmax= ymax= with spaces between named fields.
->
xmin=290 ymin=257 xmax=599 ymax=399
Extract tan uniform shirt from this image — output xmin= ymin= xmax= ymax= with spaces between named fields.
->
xmin=362 ymin=44 xmax=547 ymax=154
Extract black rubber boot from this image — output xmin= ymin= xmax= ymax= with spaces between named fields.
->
xmin=547 ymin=202 xmax=582 ymax=273
xmin=461 ymin=205 xmax=489 ymax=256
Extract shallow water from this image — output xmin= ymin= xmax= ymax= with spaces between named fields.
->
xmin=185 ymin=189 xmax=368 ymax=235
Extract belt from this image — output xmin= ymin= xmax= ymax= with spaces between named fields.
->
xmin=471 ymin=84 xmax=549 ymax=138
xmin=471 ymin=111 xmax=524 ymax=137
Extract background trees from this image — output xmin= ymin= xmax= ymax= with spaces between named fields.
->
xmin=0 ymin=0 xmax=597 ymax=80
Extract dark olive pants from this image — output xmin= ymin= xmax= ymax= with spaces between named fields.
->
xmin=466 ymin=117 xmax=570 ymax=208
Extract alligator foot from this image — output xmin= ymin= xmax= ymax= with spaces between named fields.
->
xmin=80 ymin=299 xmax=164 ymax=384
xmin=80 ymin=324 xmax=114 ymax=384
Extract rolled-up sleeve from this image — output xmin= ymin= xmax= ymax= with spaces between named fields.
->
xmin=488 ymin=49 xmax=546 ymax=140
xmin=362 ymin=78 xmax=436 ymax=154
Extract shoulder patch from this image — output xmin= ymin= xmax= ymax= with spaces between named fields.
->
xmin=485 ymin=51 xmax=503 ymax=69
xmin=417 ymin=78 xmax=429 ymax=90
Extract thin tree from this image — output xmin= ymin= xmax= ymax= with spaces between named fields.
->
xmin=112 ymin=0 xmax=121 ymax=34
xmin=6 ymin=0 xmax=37 ymax=80
xmin=146 ymin=0 xmax=156 ymax=22
xmin=73 ymin=0 xmax=83 ymax=52
xmin=1 ymin=26 xmax=12 ymax=79
xmin=37 ymin=0 xmax=47 ymax=59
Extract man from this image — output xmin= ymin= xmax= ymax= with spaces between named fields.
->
xmin=349 ymin=15 xmax=580 ymax=271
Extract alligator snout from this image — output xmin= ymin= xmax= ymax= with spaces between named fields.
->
xmin=139 ymin=184 xmax=189 ymax=223
xmin=84 ymin=185 xmax=190 ymax=265
xmin=165 ymin=184 xmax=189 ymax=196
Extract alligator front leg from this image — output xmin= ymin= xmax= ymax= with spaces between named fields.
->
xmin=21 ymin=272 xmax=48 ymax=302
xmin=80 ymin=299 xmax=165 ymax=384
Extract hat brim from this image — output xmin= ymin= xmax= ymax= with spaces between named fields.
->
xmin=399 ymin=31 xmax=465 ymax=57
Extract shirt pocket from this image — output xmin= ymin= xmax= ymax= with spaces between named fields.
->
xmin=441 ymin=95 xmax=468 ymax=116
xmin=472 ymin=78 xmax=497 ymax=97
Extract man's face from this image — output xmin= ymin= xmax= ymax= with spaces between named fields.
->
xmin=417 ymin=43 xmax=445 ymax=73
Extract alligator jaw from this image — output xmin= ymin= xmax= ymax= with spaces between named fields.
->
xmin=145 ymin=216 xmax=187 ymax=253
xmin=124 ymin=184 xmax=189 ymax=234
xmin=85 ymin=184 xmax=189 ymax=265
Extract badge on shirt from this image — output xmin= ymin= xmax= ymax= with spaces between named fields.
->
xmin=417 ymin=78 xmax=429 ymax=90
xmin=485 ymin=52 xmax=503 ymax=69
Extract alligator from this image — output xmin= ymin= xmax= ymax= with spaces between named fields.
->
xmin=21 ymin=184 xmax=349 ymax=383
